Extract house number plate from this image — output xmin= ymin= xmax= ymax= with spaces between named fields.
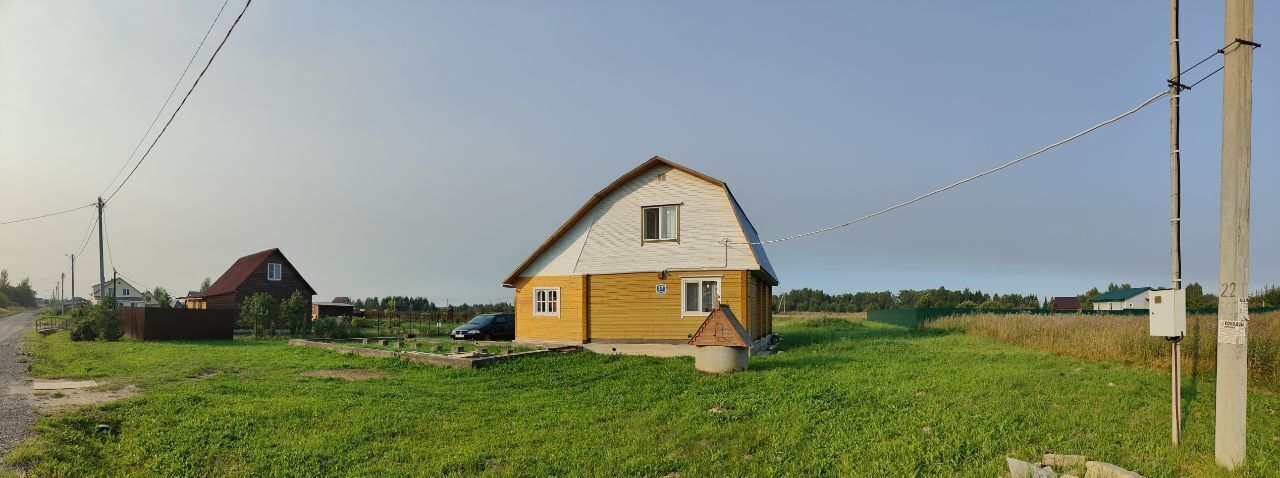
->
xmin=656 ymin=284 xmax=666 ymax=294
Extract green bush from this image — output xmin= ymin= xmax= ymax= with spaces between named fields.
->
xmin=280 ymin=291 xmax=309 ymax=336
xmin=312 ymin=316 xmax=352 ymax=339
xmin=351 ymin=317 xmax=371 ymax=329
xmin=240 ymin=293 xmax=280 ymax=339
xmin=87 ymin=299 xmax=123 ymax=341
xmin=69 ymin=316 xmax=96 ymax=341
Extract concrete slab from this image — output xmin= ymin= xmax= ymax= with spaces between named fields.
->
xmin=32 ymin=380 xmax=98 ymax=391
xmin=583 ymin=343 xmax=696 ymax=358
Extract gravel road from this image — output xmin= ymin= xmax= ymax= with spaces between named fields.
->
xmin=0 ymin=310 xmax=36 ymax=455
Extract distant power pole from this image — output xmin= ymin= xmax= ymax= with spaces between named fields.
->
xmin=97 ymin=197 xmax=106 ymax=305
xmin=65 ymin=253 xmax=75 ymax=304
xmin=1215 ymin=0 xmax=1254 ymax=469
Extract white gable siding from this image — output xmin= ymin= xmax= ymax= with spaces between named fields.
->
xmin=522 ymin=165 xmax=760 ymax=277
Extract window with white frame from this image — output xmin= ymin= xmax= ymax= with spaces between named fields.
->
xmin=533 ymin=287 xmax=560 ymax=316
xmin=267 ymin=263 xmax=282 ymax=281
xmin=642 ymin=205 xmax=679 ymax=241
xmin=681 ymin=277 xmax=720 ymax=316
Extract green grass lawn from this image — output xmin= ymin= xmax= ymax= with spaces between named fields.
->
xmin=340 ymin=339 xmax=538 ymax=355
xmin=7 ymin=318 xmax=1280 ymax=477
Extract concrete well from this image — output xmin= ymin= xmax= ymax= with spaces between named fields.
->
xmin=694 ymin=345 xmax=748 ymax=373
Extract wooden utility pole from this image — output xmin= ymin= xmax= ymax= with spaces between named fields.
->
xmin=1215 ymin=0 xmax=1254 ymax=469
xmin=1167 ymin=0 xmax=1184 ymax=446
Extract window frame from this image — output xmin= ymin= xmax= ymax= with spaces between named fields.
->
xmin=532 ymin=287 xmax=561 ymax=317
xmin=680 ymin=276 xmax=722 ymax=317
xmin=640 ymin=204 xmax=680 ymax=243
xmin=267 ymin=262 xmax=283 ymax=281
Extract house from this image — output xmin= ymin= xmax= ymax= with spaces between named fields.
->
xmin=90 ymin=277 xmax=146 ymax=307
xmin=1091 ymin=287 xmax=1151 ymax=311
xmin=503 ymin=156 xmax=778 ymax=353
xmin=312 ymin=297 xmax=356 ymax=320
xmin=1049 ymin=296 xmax=1082 ymax=311
xmin=185 ymin=248 xmax=316 ymax=315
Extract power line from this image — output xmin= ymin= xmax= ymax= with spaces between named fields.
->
xmin=748 ymin=89 xmax=1170 ymax=245
xmin=73 ymin=210 xmax=99 ymax=257
xmin=105 ymin=0 xmax=253 ymax=204
xmin=100 ymin=0 xmax=233 ymax=199
xmin=117 ymin=272 xmax=151 ymax=294
xmin=1186 ymin=66 xmax=1225 ymax=90
xmin=0 ymin=202 xmax=95 ymax=226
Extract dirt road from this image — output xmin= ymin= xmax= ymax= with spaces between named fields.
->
xmin=0 ymin=310 xmax=36 ymax=455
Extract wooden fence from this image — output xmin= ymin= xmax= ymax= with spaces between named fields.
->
xmin=122 ymin=307 xmax=236 ymax=340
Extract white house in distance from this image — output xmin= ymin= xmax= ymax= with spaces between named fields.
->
xmin=90 ymin=277 xmax=146 ymax=307
xmin=1091 ymin=287 xmax=1151 ymax=311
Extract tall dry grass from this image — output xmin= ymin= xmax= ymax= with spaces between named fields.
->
xmin=775 ymin=311 xmax=868 ymax=322
xmin=924 ymin=311 xmax=1280 ymax=394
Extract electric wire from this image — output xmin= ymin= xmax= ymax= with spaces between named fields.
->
xmin=747 ymin=89 xmax=1171 ymax=245
xmin=1187 ymin=66 xmax=1225 ymax=90
xmin=73 ymin=210 xmax=99 ymax=257
xmin=0 ymin=203 xmax=95 ymax=226
xmin=105 ymin=0 xmax=253 ymax=204
xmin=99 ymin=0 xmax=233 ymax=199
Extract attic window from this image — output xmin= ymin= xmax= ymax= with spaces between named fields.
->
xmin=267 ymin=262 xmax=282 ymax=281
xmin=642 ymin=205 xmax=679 ymax=241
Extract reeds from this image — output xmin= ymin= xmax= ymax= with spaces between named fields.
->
xmin=925 ymin=311 xmax=1280 ymax=393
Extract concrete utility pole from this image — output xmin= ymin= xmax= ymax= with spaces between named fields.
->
xmin=1215 ymin=0 xmax=1254 ymax=469
xmin=1167 ymin=0 xmax=1184 ymax=446
xmin=65 ymin=253 xmax=75 ymax=304
xmin=97 ymin=197 xmax=106 ymax=306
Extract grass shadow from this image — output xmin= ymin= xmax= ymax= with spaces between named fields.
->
xmin=754 ymin=322 xmax=960 ymax=371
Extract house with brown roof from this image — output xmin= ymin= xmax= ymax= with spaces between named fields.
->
xmin=1049 ymin=296 xmax=1082 ymax=311
xmin=185 ymin=248 xmax=317 ymax=314
xmin=504 ymin=156 xmax=777 ymax=352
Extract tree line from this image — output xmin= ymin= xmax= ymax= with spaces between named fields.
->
xmin=775 ymin=282 xmax=1280 ymax=313
xmin=773 ymin=287 xmax=1040 ymax=312
xmin=0 ymin=269 xmax=37 ymax=309
xmin=352 ymin=296 xmax=513 ymax=315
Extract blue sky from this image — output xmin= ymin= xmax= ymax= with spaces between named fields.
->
xmin=1 ymin=1 xmax=1275 ymax=303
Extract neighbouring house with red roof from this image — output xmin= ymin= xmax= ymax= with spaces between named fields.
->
xmin=184 ymin=248 xmax=317 ymax=314
xmin=1049 ymin=296 xmax=1082 ymax=311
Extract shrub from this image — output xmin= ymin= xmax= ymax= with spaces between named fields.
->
xmin=87 ymin=299 xmax=123 ymax=341
xmin=956 ymin=300 xmax=978 ymax=309
xmin=976 ymin=299 xmax=1006 ymax=311
xmin=312 ymin=316 xmax=352 ymax=339
xmin=240 ymin=293 xmax=280 ymax=339
xmin=351 ymin=317 xmax=371 ymax=329
xmin=280 ymin=291 xmax=309 ymax=336
xmin=69 ymin=316 xmax=96 ymax=341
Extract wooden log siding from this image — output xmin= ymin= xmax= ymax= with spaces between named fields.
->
xmin=586 ymin=270 xmax=749 ymax=343
xmin=513 ymin=275 xmax=586 ymax=343
xmin=515 ymin=270 xmax=768 ymax=344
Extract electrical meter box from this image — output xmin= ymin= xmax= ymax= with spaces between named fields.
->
xmin=1148 ymin=289 xmax=1186 ymax=337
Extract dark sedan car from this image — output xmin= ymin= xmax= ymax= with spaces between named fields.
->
xmin=450 ymin=313 xmax=515 ymax=341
